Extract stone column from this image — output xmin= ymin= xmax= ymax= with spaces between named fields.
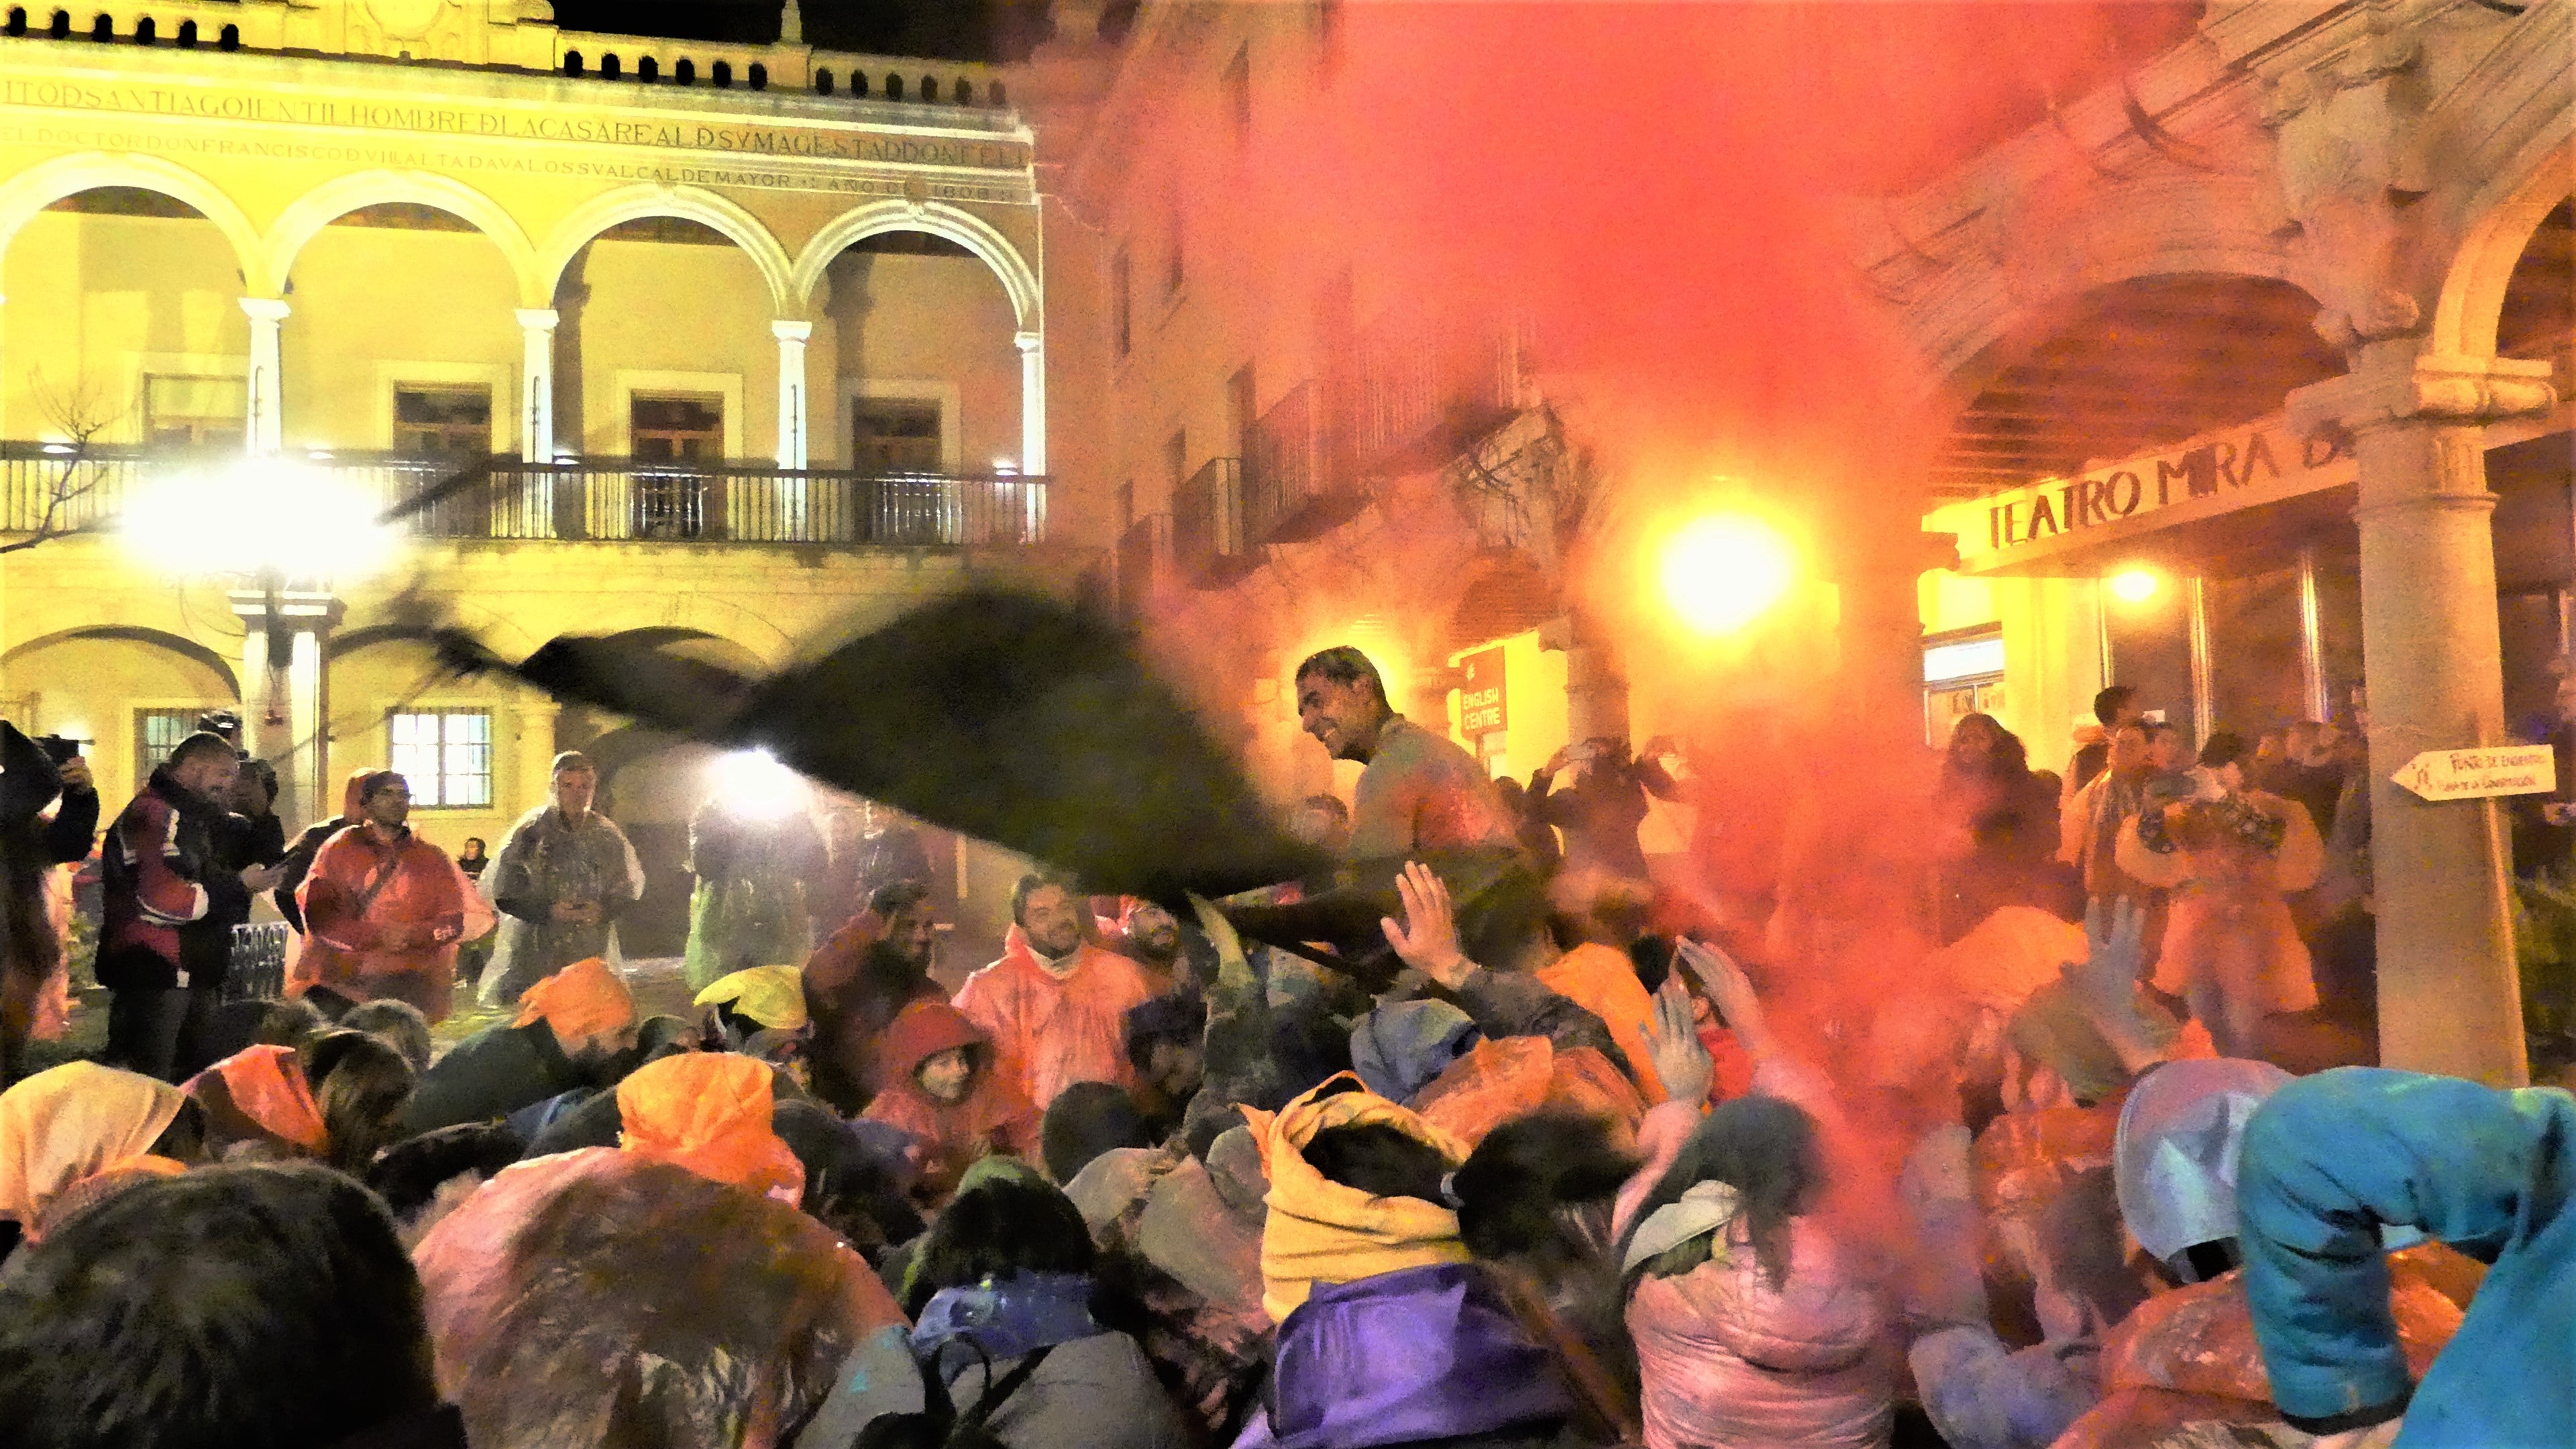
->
xmin=231 ymin=586 xmax=340 ymax=831
xmin=517 ymin=309 xmax=558 ymax=461
xmin=2288 ymin=344 xmax=2559 ymax=1086
xmin=239 ymin=297 xmax=290 ymax=455
xmin=511 ymin=699 xmax=561 ymax=819
xmin=1015 ymin=328 xmax=1047 ymax=474
xmin=771 ymin=320 xmax=811 ymax=469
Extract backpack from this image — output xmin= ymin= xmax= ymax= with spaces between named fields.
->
xmin=848 ymin=1342 xmax=1057 ymax=1449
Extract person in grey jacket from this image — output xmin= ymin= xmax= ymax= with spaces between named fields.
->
xmin=478 ymin=753 xmax=643 ymax=1008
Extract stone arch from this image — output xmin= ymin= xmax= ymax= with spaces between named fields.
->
xmin=536 ymin=184 xmax=796 ymax=315
xmin=0 ymin=152 xmax=264 ymax=283
xmin=2430 ymin=134 xmax=2575 ymax=362
xmin=261 ymin=171 xmax=544 ymax=305
xmin=788 ymin=200 xmax=1040 ymax=328
xmin=1 ymin=623 xmax=240 ymax=701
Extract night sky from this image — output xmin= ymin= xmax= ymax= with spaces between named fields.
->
xmin=546 ymin=0 xmax=1061 ymax=62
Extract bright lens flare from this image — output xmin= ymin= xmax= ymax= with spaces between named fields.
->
xmin=713 ymin=749 xmax=808 ymax=820
xmin=2108 ymin=569 xmax=2162 ymax=604
xmin=1661 ymin=515 xmax=1796 ymax=635
xmin=123 ymin=458 xmax=396 ymax=582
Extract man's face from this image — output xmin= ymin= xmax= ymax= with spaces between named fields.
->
xmin=883 ymin=902 xmax=938 ymax=969
xmin=1297 ymin=674 xmax=1385 ymax=763
xmin=916 ymin=1046 xmax=975 ymax=1104
xmin=2217 ymin=759 xmax=2248 ymax=794
xmin=175 ymin=749 xmax=240 ymax=800
xmin=1130 ymin=903 xmax=1179 ymax=957
xmin=2111 ymin=698 xmax=2145 ymax=728
xmin=2107 ymin=725 xmax=2151 ymax=773
xmin=553 ymin=767 xmax=597 ymax=818
xmin=364 ymin=776 xmax=412 ymax=830
xmin=1020 ymin=884 xmax=1086 ymax=957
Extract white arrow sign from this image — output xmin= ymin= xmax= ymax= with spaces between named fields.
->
xmin=2392 ymin=745 xmax=2558 ymax=802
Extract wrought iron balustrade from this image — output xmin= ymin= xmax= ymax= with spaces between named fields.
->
xmin=1171 ymin=456 xmax=1252 ymax=588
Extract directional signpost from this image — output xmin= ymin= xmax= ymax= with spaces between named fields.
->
xmin=2391 ymin=745 xmax=2557 ymax=802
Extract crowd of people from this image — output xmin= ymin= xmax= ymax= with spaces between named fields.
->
xmin=0 ymin=645 xmax=2568 ymax=1449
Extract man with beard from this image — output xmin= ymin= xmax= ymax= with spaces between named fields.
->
xmin=802 ymin=879 xmax=947 ymax=1113
xmin=1294 ymin=647 xmax=1515 ymax=860
xmin=98 ymin=733 xmax=286 ymax=1080
xmin=478 ymin=753 xmax=645 ymax=1007
xmin=954 ymin=871 xmax=1158 ymax=1110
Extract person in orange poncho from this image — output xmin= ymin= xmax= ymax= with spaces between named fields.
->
xmin=293 ymin=770 xmax=494 ymax=1024
xmin=616 ymin=1051 xmax=806 ymax=1204
xmin=861 ymin=1000 xmax=1040 ymax=1208
xmin=802 ymin=879 xmax=947 ymax=1113
xmin=0 ymin=1061 xmax=191 ymax=1248
xmin=953 ymin=871 xmax=1156 ymax=1110
xmin=402 ymin=957 xmax=636 ymax=1135
xmin=186 ymin=1029 xmax=418 ymax=1175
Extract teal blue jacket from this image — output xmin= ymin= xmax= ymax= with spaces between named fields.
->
xmin=2237 ymin=1067 xmax=2575 ymax=1446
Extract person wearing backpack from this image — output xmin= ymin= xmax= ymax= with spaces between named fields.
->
xmin=800 ymin=1161 xmax=1189 ymax=1449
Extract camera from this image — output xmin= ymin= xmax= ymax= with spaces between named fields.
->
xmin=34 ymin=735 xmax=81 ymax=765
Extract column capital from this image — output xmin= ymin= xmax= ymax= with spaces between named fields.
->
xmin=1014 ymin=329 xmax=1043 ymax=354
xmin=515 ymin=307 xmax=560 ymax=331
xmin=239 ymin=297 xmax=291 ymax=323
xmin=2288 ymin=345 xmax=2559 ymax=437
xmin=771 ymin=319 xmax=814 ymax=342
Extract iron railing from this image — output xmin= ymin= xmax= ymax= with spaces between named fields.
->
xmin=0 ymin=444 xmax=1049 ymax=548
xmin=1114 ymin=511 xmax=1173 ymax=623
xmin=1171 ymin=456 xmax=1250 ymax=588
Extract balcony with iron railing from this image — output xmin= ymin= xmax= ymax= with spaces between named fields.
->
xmin=0 ymin=444 xmax=1049 ymax=549
xmin=1171 ymin=456 xmax=1252 ymax=589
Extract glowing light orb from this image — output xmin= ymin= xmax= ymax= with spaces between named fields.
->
xmin=2107 ymin=569 xmax=2162 ymax=604
xmin=712 ymin=749 xmax=810 ymax=820
xmin=1660 ymin=515 xmax=1796 ymax=635
xmin=123 ymin=457 xmax=396 ymax=584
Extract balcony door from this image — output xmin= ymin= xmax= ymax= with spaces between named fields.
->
xmin=628 ymin=393 xmax=722 ymax=539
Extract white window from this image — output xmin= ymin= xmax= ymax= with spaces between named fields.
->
xmin=389 ymin=710 xmax=492 ymax=809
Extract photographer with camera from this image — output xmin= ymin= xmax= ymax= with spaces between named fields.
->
xmin=3 ymin=724 xmax=101 ymax=1087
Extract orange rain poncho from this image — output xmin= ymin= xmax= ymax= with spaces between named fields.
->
xmin=1538 ymin=942 xmax=1669 ymax=1103
xmin=1411 ymin=1036 xmax=1648 ymax=1148
xmin=184 ymin=1042 xmax=329 ymax=1157
xmin=513 ymin=957 xmax=637 ymax=1041
xmin=292 ymin=771 xmax=495 ymax=1024
xmin=953 ymin=926 xmax=1158 ymax=1109
xmin=0 ymin=1061 xmax=184 ymax=1230
xmin=616 ymin=1051 xmax=805 ymax=1203
xmin=1241 ymin=1073 xmax=1472 ymax=1322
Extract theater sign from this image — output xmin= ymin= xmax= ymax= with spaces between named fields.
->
xmin=1929 ymin=415 xmax=2355 ymax=576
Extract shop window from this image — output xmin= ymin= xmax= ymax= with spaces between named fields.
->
xmin=851 ymin=397 xmax=943 ymax=474
xmin=393 ymin=386 xmax=493 ymax=459
xmin=144 ymin=374 xmax=245 ymax=449
xmin=630 ymin=394 xmax=722 ymax=463
xmin=1923 ymin=627 xmax=2006 ymax=747
xmin=133 ymin=708 xmax=200 ymax=787
xmin=388 ymin=709 xmax=492 ymax=809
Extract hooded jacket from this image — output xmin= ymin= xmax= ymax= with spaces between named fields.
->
xmin=99 ymin=767 xmax=252 ymax=991
xmin=803 ymin=910 xmax=945 ymax=1112
xmin=184 ymin=1042 xmax=329 ymax=1159
xmin=954 ymin=926 xmax=1157 ymax=1110
xmin=293 ymin=772 xmax=492 ymax=1024
xmin=861 ymin=1001 xmax=1040 ymax=1205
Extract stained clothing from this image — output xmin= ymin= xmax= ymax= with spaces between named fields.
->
xmin=295 ymin=814 xmax=492 ymax=1024
xmin=682 ymin=800 xmax=824 ymax=991
xmin=1347 ymin=716 xmax=1520 ymax=861
xmin=414 ymin=1148 xmax=902 ymax=1449
xmin=98 ymin=768 xmax=252 ymax=992
xmin=478 ymin=804 xmax=644 ymax=1007
xmin=859 ymin=1002 xmax=1039 ymax=1205
xmin=1538 ymin=942 xmax=1668 ymax=1102
xmin=2238 ymin=1068 xmax=2576 ymax=1446
xmin=2117 ymin=792 xmax=2324 ymax=1042
xmin=1234 ymin=1262 xmax=1576 ymax=1449
xmin=953 ymin=928 xmax=1157 ymax=1110
xmin=804 ymin=911 xmax=945 ymax=1112
xmin=1243 ymin=1073 xmax=1472 ymax=1322
xmin=616 ymin=1052 xmax=806 ymax=1201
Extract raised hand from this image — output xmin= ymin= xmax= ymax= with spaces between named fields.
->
xmin=1379 ymin=860 xmax=1473 ymax=989
xmin=1648 ymin=972 xmax=1715 ymax=1107
xmin=1675 ymin=936 xmax=1776 ymax=1061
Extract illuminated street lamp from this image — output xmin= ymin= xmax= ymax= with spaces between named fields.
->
xmin=2107 ymin=568 xmax=2162 ymax=604
xmin=1660 ymin=513 xmax=1799 ymax=636
xmin=123 ymin=455 xmax=398 ymax=826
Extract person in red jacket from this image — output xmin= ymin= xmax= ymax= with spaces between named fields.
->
xmin=861 ymin=1000 xmax=1038 ymax=1208
xmin=294 ymin=771 xmax=494 ymax=1024
xmin=802 ymin=879 xmax=946 ymax=1113
xmin=953 ymin=871 xmax=1157 ymax=1110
